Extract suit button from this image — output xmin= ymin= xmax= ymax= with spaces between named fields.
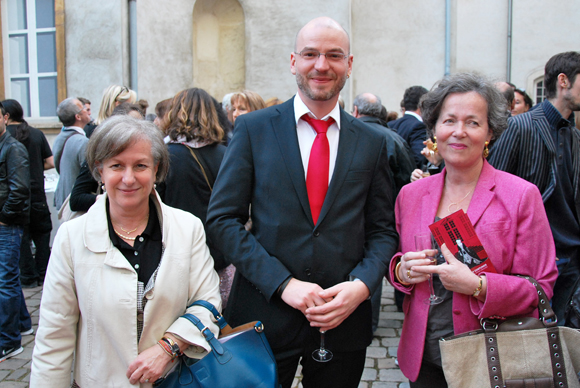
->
xmin=304 ymin=268 xmax=312 ymax=276
xmin=313 ymin=231 xmax=320 ymax=237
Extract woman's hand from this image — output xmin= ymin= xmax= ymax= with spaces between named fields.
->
xmin=420 ymin=140 xmax=443 ymax=166
xmin=398 ymin=249 xmax=438 ymax=284
xmin=126 ymin=343 xmax=173 ymax=385
xmin=410 ymin=169 xmax=424 ymax=182
xmin=413 ymin=244 xmax=485 ymax=298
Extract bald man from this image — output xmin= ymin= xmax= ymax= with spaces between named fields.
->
xmin=207 ymin=17 xmax=398 ymax=387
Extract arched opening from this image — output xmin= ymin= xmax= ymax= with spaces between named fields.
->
xmin=192 ymin=0 xmax=245 ymax=101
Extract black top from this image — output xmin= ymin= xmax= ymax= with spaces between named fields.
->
xmin=423 ymin=226 xmax=453 ymax=367
xmin=7 ymin=124 xmax=52 ymax=204
xmin=542 ymin=101 xmax=580 ymax=261
xmin=107 ymin=198 xmax=162 ymax=283
xmin=157 ymin=142 xmax=227 ymax=270
xmin=70 ymin=161 xmax=99 ymax=212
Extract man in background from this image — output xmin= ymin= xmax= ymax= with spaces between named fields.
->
xmin=0 ymin=101 xmax=31 ymax=362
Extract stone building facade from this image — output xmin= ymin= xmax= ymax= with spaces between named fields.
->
xmin=1 ymin=0 xmax=579 ymax=131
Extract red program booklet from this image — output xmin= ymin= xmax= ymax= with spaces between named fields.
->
xmin=428 ymin=209 xmax=497 ymax=275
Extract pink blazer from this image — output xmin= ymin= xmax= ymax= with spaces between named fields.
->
xmin=387 ymin=160 xmax=558 ymax=381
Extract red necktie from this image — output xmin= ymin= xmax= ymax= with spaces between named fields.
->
xmin=302 ymin=114 xmax=335 ymax=225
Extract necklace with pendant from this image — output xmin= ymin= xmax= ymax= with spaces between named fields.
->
xmin=447 ymin=187 xmax=474 ymax=213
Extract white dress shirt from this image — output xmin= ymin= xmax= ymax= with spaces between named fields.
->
xmin=293 ymin=94 xmax=341 ymax=184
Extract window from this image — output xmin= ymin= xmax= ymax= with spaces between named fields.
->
xmin=6 ymin=0 xmax=57 ymax=117
xmin=535 ymin=78 xmax=546 ymax=105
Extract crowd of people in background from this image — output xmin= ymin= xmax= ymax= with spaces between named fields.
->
xmin=0 ymin=15 xmax=578 ymax=388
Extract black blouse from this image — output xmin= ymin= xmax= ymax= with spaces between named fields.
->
xmin=107 ymin=198 xmax=162 ymax=283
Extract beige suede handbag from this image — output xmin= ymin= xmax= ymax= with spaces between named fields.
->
xmin=440 ymin=276 xmax=580 ymax=388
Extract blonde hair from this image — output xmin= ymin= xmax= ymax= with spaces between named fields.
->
xmin=96 ymin=85 xmax=137 ymax=125
xmin=231 ymin=90 xmax=267 ymax=113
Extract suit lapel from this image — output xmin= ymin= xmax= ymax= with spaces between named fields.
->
xmin=422 ymin=171 xmax=444 ymax=233
xmin=316 ymin=110 xmax=358 ymax=226
xmin=466 ymin=161 xmax=496 ymax=227
xmin=270 ymin=98 xmax=313 ymax=224
xmin=532 ymin=106 xmax=556 ymax=155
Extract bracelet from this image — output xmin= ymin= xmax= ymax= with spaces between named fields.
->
xmin=157 ymin=340 xmax=175 ymax=359
xmin=162 ymin=336 xmax=181 ymax=358
xmin=395 ymin=261 xmax=411 ymax=286
xmin=472 ymin=276 xmax=483 ymax=297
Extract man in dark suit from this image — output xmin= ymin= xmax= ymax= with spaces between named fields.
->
xmin=352 ymin=92 xmax=414 ymax=197
xmin=388 ymin=85 xmax=429 ymax=168
xmin=207 ymin=17 xmax=398 ymax=388
xmin=489 ymin=51 xmax=580 ymax=325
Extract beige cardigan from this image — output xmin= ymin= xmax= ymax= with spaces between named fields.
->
xmin=31 ymin=192 xmax=221 ymax=387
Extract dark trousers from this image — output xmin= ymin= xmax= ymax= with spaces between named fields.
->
xmin=371 ymin=281 xmax=383 ymax=332
xmin=275 ymin=321 xmax=367 ymax=388
xmin=0 ymin=224 xmax=31 ymax=348
xmin=409 ymin=359 xmax=448 ymax=388
xmin=19 ymin=201 xmax=52 ymax=285
xmin=552 ymin=257 xmax=580 ymax=326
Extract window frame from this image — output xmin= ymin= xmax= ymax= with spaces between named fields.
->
xmin=0 ymin=0 xmax=66 ymax=119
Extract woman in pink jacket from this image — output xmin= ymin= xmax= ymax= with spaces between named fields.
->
xmin=387 ymin=73 xmax=558 ymax=387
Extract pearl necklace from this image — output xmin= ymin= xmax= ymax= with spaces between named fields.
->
xmin=112 ymin=213 xmax=149 ymax=241
xmin=114 ymin=229 xmax=137 ymax=241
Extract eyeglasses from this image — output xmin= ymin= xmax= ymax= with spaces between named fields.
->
xmin=295 ymin=49 xmax=349 ymax=62
xmin=115 ymin=86 xmax=129 ymax=102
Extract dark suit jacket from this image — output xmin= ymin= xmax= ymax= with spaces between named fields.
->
xmin=357 ymin=116 xmax=415 ymax=197
xmin=206 ymin=98 xmax=399 ymax=351
xmin=388 ymin=113 xmax=427 ymax=168
xmin=488 ymin=101 xmax=580 ymax=217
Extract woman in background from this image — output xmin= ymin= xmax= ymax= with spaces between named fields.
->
xmin=95 ymin=85 xmax=137 ymax=125
xmin=156 ymin=88 xmax=230 ymax=305
xmin=231 ymin=90 xmax=267 ymax=123
xmin=512 ymin=88 xmax=533 ymax=116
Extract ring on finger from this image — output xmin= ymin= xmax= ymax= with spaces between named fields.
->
xmin=145 ymin=379 xmax=150 ymax=383
xmin=407 ymin=269 xmax=413 ymax=280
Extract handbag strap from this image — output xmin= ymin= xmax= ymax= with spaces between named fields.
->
xmin=183 ymin=144 xmax=214 ymax=192
xmin=482 ymin=275 xmax=567 ymax=388
xmin=517 ymin=275 xmax=557 ymax=326
xmin=180 ymin=313 xmax=232 ymax=365
xmin=55 ymin=131 xmax=79 ymax=172
xmin=187 ymin=300 xmax=228 ymax=330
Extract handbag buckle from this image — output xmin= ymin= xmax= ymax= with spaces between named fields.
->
xmin=481 ymin=319 xmax=498 ymax=331
xmin=255 ymin=323 xmax=264 ymax=333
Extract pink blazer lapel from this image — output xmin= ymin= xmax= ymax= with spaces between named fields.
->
xmin=421 ymin=169 xmax=445 ymax=233
xmin=466 ymin=161 xmax=496 ymax=227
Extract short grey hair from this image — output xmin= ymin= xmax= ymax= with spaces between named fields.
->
xmin=420 ymin=73 xmax=508 ymax=140
xmin=86 ymin=115 xmax=169 ymax=183
xmin=353 ymin=93 xmax=383 ymax=118
xmin=222 ymin=92 xmax=234 ymax=112
xmin=56 ymin=97 xmax=82 ymax=127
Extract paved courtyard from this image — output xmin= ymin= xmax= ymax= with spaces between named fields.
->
xmin=1 ymin=280 xmax=408 ymax=387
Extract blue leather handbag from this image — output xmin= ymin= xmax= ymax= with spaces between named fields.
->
xmin=153 ymin=301 xmax=279 ymax=388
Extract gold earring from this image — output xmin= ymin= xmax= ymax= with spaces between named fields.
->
xmin=483 ymin=141 xmax=489 ymax=158
xmin=432 ymin=136 xmax=438 ymax=153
